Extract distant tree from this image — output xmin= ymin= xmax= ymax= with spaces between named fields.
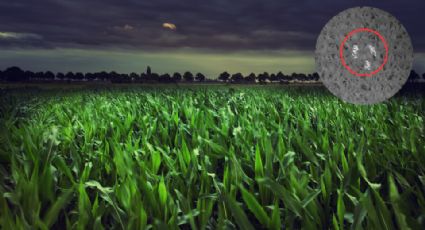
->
xmin=85 ymin=73 xmax=96 ymax=81
xmin=231 ymin=73 xmax=244 ymax=83
xmin=23 ymin=71 xmax=35 ymax=81
xmin=35 ymin=72 xmax=45 ymax=80
xmin=245 ymin=73 xmax=256 ymax=83
xmin=183 ymin=71 xmax=194 ymax=82
xmin=91 ymin=72 xmax=99 ymax=81
xmin=291 ymin=73 xmax=299 ymax=82
xmin=45 ymin=71 xmax=55 ymax=81
xmin=151 ymin=73 xmax=159 ymax=82
xmin=298 ymin=73 xmax=307 ymax=81
xmin=75 ymin=72 xmax=84 ymax=81
xmin=195 ymin=73 xmax=206 ymax=82
xmin=3 ymin=66 xmax=24 ymax=82
xmin=218 ymin=71 xmax=230 ymax=82
xmin=0 ymin=70 xmax=3 ymax=81
xmin=422 ymin=73 xmax=425 ymax=80
xmin=65 ymin=72 xmax=75 ymax=80
xmin=407 ymin=70 xmax=420 ymax=82
xmin=285 ymin=74 xmax=293 ymax=82
xmin=291 ymin=73 xmax=307 ymax=81
xmin=306 ymin=74 xmax=311 ymax=81
xmin=121 ymin=73 xmax=131 ymax=83
xmin=279 ymin=72 xmax=290 ymax=84
xmin=312 ymin=72 xmax=320 ymax=81
xmin=172 ymin=72 xmax=182 ymax=82
xmin=109 ymin=71 xmax=119 ymax=82
xmin=113 ymin=73 xmax=130 ymax=83
xmin=276 ymin=72 xmax=284 ymax=81
xmin=130 ymin=72 xmax=139 ymax=82
xmin=257 ymin=72 xmax=269 ymax=84
xmin=144 ymin=70 xmax=159 ymax=82
xmin=138 ymin=73 xmax=147 ymax=82
xmin=143 ymin=66 xmax=157 ymax=82
xmin=257 ymin=73 xmax=263 ymax=83
xmin=142 ymin=72 xmax=149 ymax=81
xmin=56 ymin=72 xmax=65 ymax=80
xmin=159 ymin=73 xmax=172 ymax=83
xmin=98 ymin=71 xmax=109 ymax=81
xmin=269 ymin=73 xmax=278 ymax=82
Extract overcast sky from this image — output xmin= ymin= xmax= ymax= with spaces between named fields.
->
xmin=0 ymin=0 xmax=424 ymax=77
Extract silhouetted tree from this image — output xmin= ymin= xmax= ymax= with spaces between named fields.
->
xmin=183 ymin=71 xmax=194 ymax=82
xmin=218 ymin=71 xmax=230 ymax=82
xmin=195 ymin=73 xmax=206 ymax=82
xmin=98 ymin=71 xmax=109 ymax=81
xmin=3 ymin=66 xmax=24 ymax=82
xmin=306 ymin=74 xmax=311 ymax=81
xmin=312 ymin=72 xmax=320 ymax=81
xmin=159 ymin=73 xmax=172 ymax=83
xmin=88 ymin=73 xmax=97 ymax=81
xmin=290 ymin=73 xmax=307 ymax=81
xmin=286 ymin=74 xmax=293 ymax=82
xmin=136 ymin=73 xmax=145 ymax=82
xmin=299 ymin=73 xmax=307 ymax=81
xmin=269 ymin=73 xmax=278 ymax=82
xmin=143 ymin=66 xmax=157 ymax=82
xmin=109 ymin=71 xmax=119 ymax=82
xmin=0 ymin=66 xmax=329 ymax=84
xmin=151 ymin=73 xmax=159 ymax=82
xmin=75 ymin=72 xmax=84 ymax=81
xmin=56 ymin=72 xmax=65 ymax=80
xmin=24 ymin=71 xmax=35 ymax=81
xmin=408 ymin=70 xmax=420 ymax=82
xmin=290 ymin=73 xmax=297 ymax=81
xmin=276 ymin=72 xmax=284 ymax=81
xmin=423 ymin=73 xmax=425 ymax=80
xmin=35 ymin=72 xmax=44 ymax=80
xmin=231 ymin=73 xmax=244 ymax=83
xmin=45 ymin=71 xmax=55 ymax=81
xmin=144 ymin=70 xmax=159 ymax=82
xmin=257 ymin=72 xmax=269 ymax=84
xmin=122 ymin=73 xmax=131 ymax=83
xmin=172 ymin=72 xmax=182 ymax=82
xmin=65 ymin=72 xmax=74 ymax=81
xmin=279 ymin=72 xmax=290 ymax=84
xmin=245 ymin=73 xmax=256 ymax=83
xmin=112 ymin=73 xmax=129 ymax=83
xmin=130 ymin=72 xmax=139 ymax=82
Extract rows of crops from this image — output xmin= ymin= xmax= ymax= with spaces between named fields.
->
xmin=0 ymin=86 xmax=424 ymax=229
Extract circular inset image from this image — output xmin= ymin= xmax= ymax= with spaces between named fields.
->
xmin=315 ymin=7 xmax=413 ymax=104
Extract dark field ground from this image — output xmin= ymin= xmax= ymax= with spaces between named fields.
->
xmin=0 ymin=84 xmax=424 ymax=229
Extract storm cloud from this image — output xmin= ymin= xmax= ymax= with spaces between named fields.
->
xmin=0 ymin=0 xmax=423 ymax=51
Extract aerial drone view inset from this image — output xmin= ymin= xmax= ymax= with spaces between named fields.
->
xmin=0 ymin=1 xmax=424 ymax=229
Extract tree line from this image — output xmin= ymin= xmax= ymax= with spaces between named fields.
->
xmin=0 ymin=66 xmax=424 ymax=84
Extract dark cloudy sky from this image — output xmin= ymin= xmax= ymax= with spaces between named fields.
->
xmin=1 ymin=0 xmax=424 ymax=77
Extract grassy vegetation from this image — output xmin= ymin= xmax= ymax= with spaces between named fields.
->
xmin=0 ymin=86 xmax=424 ymax=229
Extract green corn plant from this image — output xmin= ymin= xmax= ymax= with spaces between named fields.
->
xmin=0 ymin=85 xmax=423 ymax=229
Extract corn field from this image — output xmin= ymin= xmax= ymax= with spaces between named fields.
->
xmin=0 ymin=86 xmax=424 ymax=229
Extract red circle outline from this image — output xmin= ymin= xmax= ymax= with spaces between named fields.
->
xmin=339 ymin=28 xmax=389 ymax=77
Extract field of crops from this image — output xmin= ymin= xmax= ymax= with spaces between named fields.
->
xmin=0 ymin=85 xmax=424 ymax=229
